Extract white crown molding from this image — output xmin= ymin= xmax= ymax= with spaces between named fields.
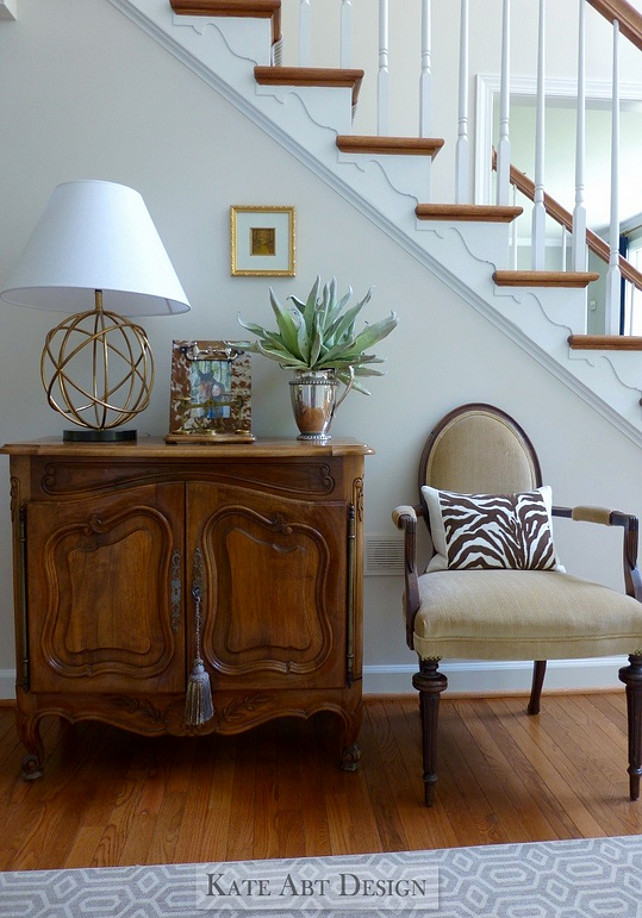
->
xmin=0 ymin=0 xmax=17 ymax=22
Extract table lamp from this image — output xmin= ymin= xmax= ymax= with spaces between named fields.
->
xmin=0 ymin=180 xmax=191 ymax=441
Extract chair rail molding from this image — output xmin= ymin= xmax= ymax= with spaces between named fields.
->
xmin=0 ymin=0 xmax=17 ymax=21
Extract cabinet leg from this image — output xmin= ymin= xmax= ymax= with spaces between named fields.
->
xmin=338 ymin=701 xmax=362 ymax=771
xmin=340 ymin=741 xmax=361 ymax=772
xmin=21 ymin=752 xmax=43 ymax=781
xmin=16 ymin=709 xmax=44 ymax=780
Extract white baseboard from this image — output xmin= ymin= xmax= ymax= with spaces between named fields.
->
xmin=0 ymin=669 xmax=14 ymax=700
xmin=362 ymin=657 xmax=628 ymax=696
xmin=0 ymin=659 xmax=628 ymax=702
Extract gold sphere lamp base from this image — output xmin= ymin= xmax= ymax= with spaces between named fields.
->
xmin=40 ymin=290 xmax=154 ymax=441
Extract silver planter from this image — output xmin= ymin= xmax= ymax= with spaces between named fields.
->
xmin=289 ymin=369 xmax=353 ymax=442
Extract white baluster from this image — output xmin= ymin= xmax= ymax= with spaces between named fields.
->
xmin=531 ymin=0 xmax=547 ymax=269
xmin=420 ymin=0 xmax=432 ymax=138
xmin=623 ymin=279 xmax=634 ymax=335
xmin=299 ymin=0 xmax=311 ymax=67
xmin=606 ymin=19 xmax=622 ymax=334
xmin=378 ymin=0 xmax=390 ymax=135
xmin=633 ymin=250 xmax=642 ymax=334
xmin=496 ymin=0 xmax=511 ymax=206
xmin=340 ymin=0 xmax=352 ymax=69
xmin=511 ymin=184 xmax=518 ymax=268
xmin=572 ymin=0 xmax=587 ymax=272
xmin=455 ymin=0 xmax=470 ymax=203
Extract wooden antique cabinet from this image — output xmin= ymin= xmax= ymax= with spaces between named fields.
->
xmin=1 ymin=438 xmax=372 ymax=779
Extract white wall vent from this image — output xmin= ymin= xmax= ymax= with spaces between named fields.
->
xmin=365 ymin=535 xmax=405 ymax=576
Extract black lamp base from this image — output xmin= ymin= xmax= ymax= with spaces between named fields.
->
xmin=63 ymin=429 xmax=137 ymax=443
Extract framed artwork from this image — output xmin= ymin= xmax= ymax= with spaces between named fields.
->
xmin=165 ymin=340 xmax=255 ymax=443
xmin=230 ymin=205 xmax=295 ymax=276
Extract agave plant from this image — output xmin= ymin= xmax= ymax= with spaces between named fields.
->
xmin=236 ymin=276 xmax=398 ymax=395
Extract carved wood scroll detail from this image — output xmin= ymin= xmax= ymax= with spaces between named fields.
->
xmin=9 ymin=475 xmax=20 ymax=522
xmin=38 ymin=460 xmax=337 ymax=499
xmin=353 ymin=476 xmax=365 ymax=522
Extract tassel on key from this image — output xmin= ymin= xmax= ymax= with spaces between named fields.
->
xmin=185 ymin=583 xmax=214 ymax=726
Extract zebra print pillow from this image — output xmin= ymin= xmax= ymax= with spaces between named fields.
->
xmin=421 ymin=485 xmax=562 ymax=572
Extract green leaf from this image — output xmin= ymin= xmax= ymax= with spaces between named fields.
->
xmin=236 ymin=314 xmax=270 ymax=337
xmin=326 ymin=300 xmax=365 ymax=344
xmin=302 ymin=275 xmax=321 ymax=331
xmin=296 ymin=312 xmax=311 ymax=363
xmin=269 ymin=287 xmax=302 ymax=359
xmin=237 ymin=277 xmax=398 ymax=396
xmin=350 ymin=312 xmax=398 ymax=353
xmin=308 ymin=308 xmax=323 ymax=366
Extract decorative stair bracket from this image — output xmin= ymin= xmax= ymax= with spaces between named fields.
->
xmin=108 ymin=0 xmax=642 ymax=445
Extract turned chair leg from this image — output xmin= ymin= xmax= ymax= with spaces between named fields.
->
xmin=528 ymin=660 xmax=547 ymax=715
xmin=412 ymin=658 xmax=448 ymax=807
xmin=619 ymin=653 xmax=642 ymax=801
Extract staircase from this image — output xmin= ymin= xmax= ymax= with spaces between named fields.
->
xmin=108 ymin=0 xmax=642 ymax=444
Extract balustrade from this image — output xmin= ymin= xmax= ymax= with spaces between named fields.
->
xmin=278 ymin=0 xmax=642 ymax=334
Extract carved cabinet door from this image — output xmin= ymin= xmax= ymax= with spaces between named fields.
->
xmin=186 ymin=480 xmax=351 ymax=689
xmin=26 ymin=482 xmax=186 ymax=694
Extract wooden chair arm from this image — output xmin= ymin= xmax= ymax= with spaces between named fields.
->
xmin=392 ymin=504 xmax=424 ymax=647
xmin=553 ymin=504 xmax=641 ymax=601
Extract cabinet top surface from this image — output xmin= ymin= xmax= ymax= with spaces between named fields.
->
xmin=0 ymin=436 xmax=374 ymax=460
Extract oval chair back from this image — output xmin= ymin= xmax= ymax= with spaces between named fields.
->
xmin=419 ymin=402 xmax=542 ymax=495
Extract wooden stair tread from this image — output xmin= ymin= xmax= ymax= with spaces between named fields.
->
xmin=170 ymin=0 xmax=280 ymax=11
xmin=254 ymin=66 xmax=364 ymax=109
xmin=336 ymin=135 xmax=444 ymax=158
xmin=569 ymin=334 xmax=642 ymax=351
xmin=170 ymin=0 xmax=282 ymax=43
xmin=493 ymin=270 xmax=600 ymax=289
xmin=416 ymin=203 xmax=522 ymax=222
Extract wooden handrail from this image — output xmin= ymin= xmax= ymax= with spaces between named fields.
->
xmin=586 ymin=0 xmax=642 ymax=53
xmin=492 ymin=150 xmax=642 ymax=293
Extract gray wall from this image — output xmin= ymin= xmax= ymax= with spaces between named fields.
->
xmin=0 ymin=0 xmax=640 ymax=696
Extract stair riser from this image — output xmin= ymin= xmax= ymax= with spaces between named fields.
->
xmin=254 ymin=81 xmax=354 ymax=135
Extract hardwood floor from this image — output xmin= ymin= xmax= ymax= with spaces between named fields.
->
xmin=1 ymin=692 xmax=642 ymax=870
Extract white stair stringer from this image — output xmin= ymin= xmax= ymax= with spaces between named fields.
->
xmin=413 ymin=222 xmax=642 ymax=434
xmin=109 ymin=0 xmax=642 ymax=447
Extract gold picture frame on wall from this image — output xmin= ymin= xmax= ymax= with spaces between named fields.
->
xmin=230 ymin=205 xmax=295 ymax=276
xmin=165 ymin=340 xmax=255 ymax=443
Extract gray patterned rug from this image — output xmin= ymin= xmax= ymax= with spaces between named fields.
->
xmin=2 ymin=835 xmax=642 ymax=917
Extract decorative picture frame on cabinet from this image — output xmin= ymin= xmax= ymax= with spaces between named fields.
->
xmin=230 ymin=205 xmax=295 ymax=276
xmin=165 ymin=340 xmax=255 ymax=443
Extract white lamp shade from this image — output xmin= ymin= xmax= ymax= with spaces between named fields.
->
xmin=0 ymin=180 xmax=191 ymax=317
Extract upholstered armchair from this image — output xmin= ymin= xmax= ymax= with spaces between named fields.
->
xmin=393 ymin=403 xmax=642 ymax=806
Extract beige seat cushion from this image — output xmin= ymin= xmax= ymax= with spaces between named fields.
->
xmin=413 ymin=569 xmax=642 ymax=660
